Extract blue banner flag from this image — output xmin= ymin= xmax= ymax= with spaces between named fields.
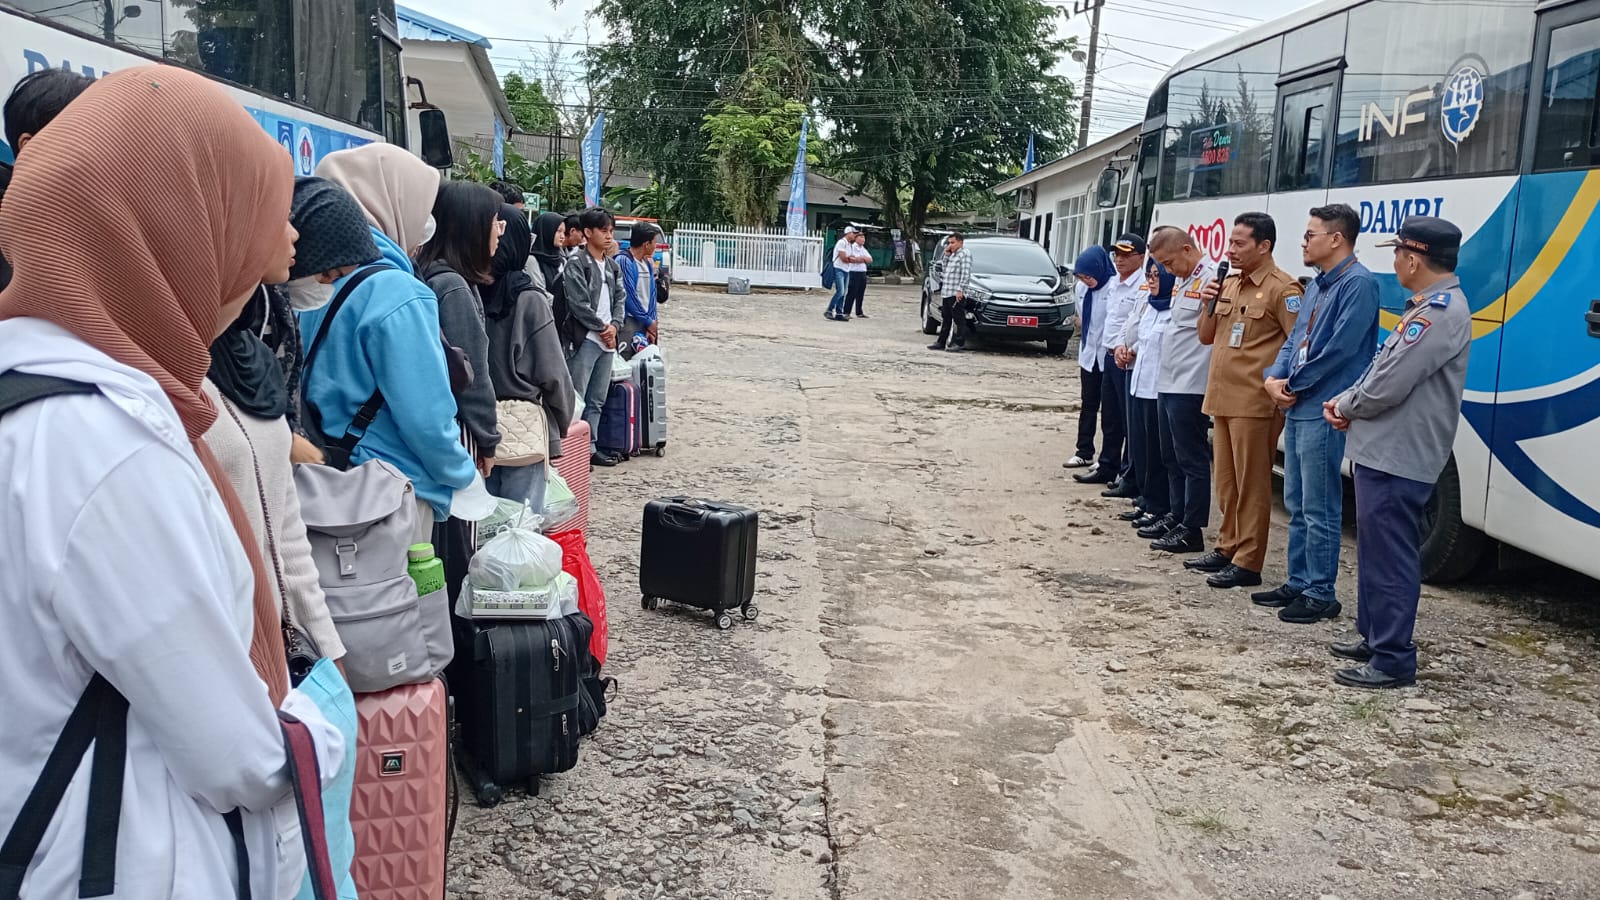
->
xmin=582 ymin=113 xmax=606 ymax=208
xmin=493 ymin=116 xmax=505 ymax=178
xmin=1025 ymin=132 xmax=1036 ymax=173
xmin=785 ymin=117 xmax=810 ymax=236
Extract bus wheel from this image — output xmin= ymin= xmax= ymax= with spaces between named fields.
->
xmin=1420 ymin=456 xmax=1489 ymax=584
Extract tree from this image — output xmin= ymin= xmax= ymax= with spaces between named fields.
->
xmin=702 ymin=54 xmax=810 ymax=225
xmin=819 ymin=0 xmax=1075 ymax=237
xmin=502 ymin=71 xmax=559 ymax=134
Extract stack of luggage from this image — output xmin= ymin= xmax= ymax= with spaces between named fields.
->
xmin=597 ymin=347 xmax=668 ymax=459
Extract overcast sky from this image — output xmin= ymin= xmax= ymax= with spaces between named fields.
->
xmin=403 ymin=0 xmax=1325 ymax=146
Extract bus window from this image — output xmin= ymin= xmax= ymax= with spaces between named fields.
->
xmin=1157 ymin=37 xmax=1281 ymax=202
xmin=1533 ymin=18 xmax=1600 ymax=172
xmin=1276 ymin=82 xmax=1331 ymax=192
xmin=1331 ymin=0 xmax=1536 ymax=187
xmin=163 ymin=1 xmax=295 ymax=102
xmin=10 ymin=0 xmax=165 ymax=55
xmin=1129 ymin=132 xmax=1158 ymax=238
xmin=1280 ymin=12 xmax=1346 ymax=71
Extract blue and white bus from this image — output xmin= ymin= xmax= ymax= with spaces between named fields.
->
xmin=0 ymin=1 xmax=451 ymax=172
xmin=1129 ymin=0 xmax=1600 ymax=583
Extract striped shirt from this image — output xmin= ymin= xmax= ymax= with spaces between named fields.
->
xmin=937 ymin=247 xmax=972 ymax=297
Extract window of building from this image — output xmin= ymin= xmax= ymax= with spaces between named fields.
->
xmin=1534 ymin=17 xmax=1600 ymax=172
xmin=1331 ymin=0 xmax=1536 ymax=186
xmin=1158 ymin=37 xmax=1281 ymax=202
xmin=1059 ymin=193 xmax=1086 ymax=262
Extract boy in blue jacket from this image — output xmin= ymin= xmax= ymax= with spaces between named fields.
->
xmin=615 ymin=221 xmax=661 ymax=350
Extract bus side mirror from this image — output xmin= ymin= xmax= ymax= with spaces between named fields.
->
xmin=418 ymin=109 xmax=453 ymax=169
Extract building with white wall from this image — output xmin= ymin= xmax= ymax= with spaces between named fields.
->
xmin=991 ymin=126 xmax=1141 ymax=267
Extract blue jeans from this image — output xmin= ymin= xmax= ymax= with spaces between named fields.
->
xmin=1283 ymin=415 xmax=1347 ymax=603
xmin=826 ymin=276 xmax=848 ymax=316
xmin=566 ymin=340 xmax=611 ymax=453
xmin=485 ymin=460 xmax=549 ymax=517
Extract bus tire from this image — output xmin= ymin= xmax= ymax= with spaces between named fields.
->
xmin=1420 ymin=456 xmax=1489 ymax=584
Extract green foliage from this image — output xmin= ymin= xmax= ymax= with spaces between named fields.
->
xmin=452 ymin=144 xmax=584 ymax=212
xmin=502 ymin=72 xmax=560 ymax=134
xmin=702 ymin=56 xmax=810 ymax=225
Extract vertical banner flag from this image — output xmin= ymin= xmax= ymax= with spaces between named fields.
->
xmin=493 ymin=116 xmax=506 ymax=178
xmin=582 ymin=112 xmax=606 ymax=208
xmin=1025 ymin=131 xmax=1036 ymax=173
xmin=785 ymin=117 xmax=810 ymax=236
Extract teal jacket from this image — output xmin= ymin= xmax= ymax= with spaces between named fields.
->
xmin=297 ymin=228 xmax=476 ymax=519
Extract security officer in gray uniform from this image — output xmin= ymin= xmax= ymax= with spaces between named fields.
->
xmin=1321 ymin=217 xmax=1472 ymax=689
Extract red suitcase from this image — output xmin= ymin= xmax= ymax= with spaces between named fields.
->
xmin=554 ymin=419 xmax=592 ymax=532
xmin=350 ymin=678 xmax=449 ymax=900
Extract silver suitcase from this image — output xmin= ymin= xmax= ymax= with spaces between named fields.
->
xmin=633 ymin=353 xmax=667 ymax=456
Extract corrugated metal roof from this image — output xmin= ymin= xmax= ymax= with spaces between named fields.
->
xmin=395 ymin=5 xmax=492 ymax=49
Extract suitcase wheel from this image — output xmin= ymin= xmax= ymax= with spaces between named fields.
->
xmin=715 ymin=612 xmax=734 ymax=631
xmin=641 ymin=595 xmax=663 ymax=610
xmin=654 ymin=444 xmax=666 ymax=457
xmin=741 ymin=604 xmax=760 ymax=622
xmin=475 ymin=782 xmax=504 ymax=808
xmin=526 ymin=777 xmax=542 ymax=797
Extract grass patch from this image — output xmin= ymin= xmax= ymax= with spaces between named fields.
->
xmin=1542 ymin=673 xmax=1585 ymax=697
xmin=1494 ymin=630 xmax=1547 ymax=656
xmin=1165 ymin=808 xmax=1234 ymax=835
xmin=1344 ymin=696 xmax=1389 ymax=724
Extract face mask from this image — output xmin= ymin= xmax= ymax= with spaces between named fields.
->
xmin=286 ymin=275 xmax=337 ymax=312
xmin=420 ymin=214 xmax=437 ymax=246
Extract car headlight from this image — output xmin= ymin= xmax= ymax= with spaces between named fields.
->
xmin=967 ymin=285 xmax=993 ymax=303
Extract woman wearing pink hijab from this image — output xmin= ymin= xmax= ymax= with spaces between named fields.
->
xmin=0 ymin=67 xmax=343 ymax=899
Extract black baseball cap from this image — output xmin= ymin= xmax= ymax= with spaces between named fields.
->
xmin=1112 ymin=233 xmax=1147 ymax=255
xmin=1377 ymin=216 xmax=1461 ymax=264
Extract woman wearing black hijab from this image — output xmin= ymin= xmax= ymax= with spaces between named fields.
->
xmin=529 ymin=210 xmax=571 ymax=350
xmin=484 ymin=205 xmax=575 ymax=512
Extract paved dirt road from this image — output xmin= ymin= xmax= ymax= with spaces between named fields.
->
xmin=448 ymin=283 xmax=1600 ymax=900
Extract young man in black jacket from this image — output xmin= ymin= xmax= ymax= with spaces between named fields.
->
xmin=563 ymin=207 xmax=629 ymax=466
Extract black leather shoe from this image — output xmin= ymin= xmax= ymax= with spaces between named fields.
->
xmin=590 ymin=451 xmax=619 ymax=467
xmin=1102 ymin=480 xmax=1139 ymax=499
xmin=1136 ymin=514 xmax=1176 ymax=539
xmin=1250 ymin=584 xmax=1302 ymax=608
xmin=927 ymin=342 xmax=945 ymax=350
xmin=1330 ymin=639 xmax=1374 ymax=661
xmin=1333 ymin=662 xmax=1415 ymax=690
xmin=1278 ymin=596 xmax=1342 ymax=624
xmin=1183 ymin=550 xmax=1232 ymax=572
xmin=1117 ymin=507 xmax=1145 ymax=522
xmin=1130 ymin=511 xmax=1159 ymax=529
xmin=1073 ymin=468 xmax=1115 ymax=485
xmin=1151 ymin=525 xmax=1204 ymax=553
xmin=1207 ymin=564 xmax=1262 ymax=589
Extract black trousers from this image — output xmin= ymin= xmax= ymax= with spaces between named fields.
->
xmin=1097 ymin=351 xmax=1129 ymax=475
xmin=935 ymin=296 xmax=972 ymax=347
xmin=1158 ymin=392 xmax=1211 ymax=530
xmin=1076 ymin=366 xmax=1104 ymax=459
xmin=1128 ymin=395 xmax=1168 ymax=516
xmin=847 ymin=271 xmax=867 ymax=315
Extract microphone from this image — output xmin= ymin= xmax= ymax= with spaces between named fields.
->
xmin=1208 ymin=260 xmax=1231 ymax=316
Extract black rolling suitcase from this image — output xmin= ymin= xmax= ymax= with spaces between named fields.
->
xmin=639 ymin=497 xmax=759 ymax=630
xmin=452 ymin=615 xmax=585 ymax=806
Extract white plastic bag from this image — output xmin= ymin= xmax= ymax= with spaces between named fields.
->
xmin=477 ymin=498 xmax=545 ymax=549
xmin=468 ymin=526 xmax=565 ymax=591
xmin=633 ymin=344 xmax=663 ymax=365
xmin=541 ymin=472 xmax=580 ymax=532
xmin=610 ymin=350 xmax=633 ymax=382
xmin=572 ymin=389 xmax=587 ymax=423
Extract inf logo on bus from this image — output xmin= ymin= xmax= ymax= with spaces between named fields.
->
xmin=1441 ymin=65 xmax=1483 ymax=148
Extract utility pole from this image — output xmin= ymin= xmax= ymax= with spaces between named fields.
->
xmin=1071 ymin=0 xmax=1105 ymax=152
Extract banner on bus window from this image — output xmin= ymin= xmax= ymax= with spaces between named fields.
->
xmin=248 ymin=109 xmax=371 ymax=177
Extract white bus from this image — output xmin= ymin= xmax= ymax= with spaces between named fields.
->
xmin=1127 ymin=0 xmax=1600 ymax=583
xmin=0 ymin=1 xmax=452 ymax=172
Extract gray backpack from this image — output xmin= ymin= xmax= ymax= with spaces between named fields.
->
xmin=294 ymin=459 xmax=454 ymax=692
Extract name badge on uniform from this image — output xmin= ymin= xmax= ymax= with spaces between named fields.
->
xmin=1296 ymin=343 xmax=1308 ymax=367
xmin=1228 ymin=321 xmax=1245 ymax=348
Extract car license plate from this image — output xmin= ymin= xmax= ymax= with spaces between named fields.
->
xmin=1007 ymin=315 xmax=1039 ymax=327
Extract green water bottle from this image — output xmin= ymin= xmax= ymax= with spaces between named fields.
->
xmin=408 ymin=543 xmax=445 ymax=596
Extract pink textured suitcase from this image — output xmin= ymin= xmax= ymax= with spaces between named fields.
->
xmin=554 ymin=419 xmax=592 ymax=532
xmin=350 ymin=678 xmax=449 ymax=900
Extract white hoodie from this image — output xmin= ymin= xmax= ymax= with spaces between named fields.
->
xmin=0 ymin=317 xmax=343 ymax=899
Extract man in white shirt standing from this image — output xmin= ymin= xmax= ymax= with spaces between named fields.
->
xmin=1078 ymin=233 xmax=1149 ymax=495
xmin=1145 ymin=225 xmax=1218 ymax=553
xmin=826 ymin=226 xmax=859 ymax=321
xmin=842 ymin=229 xmax=872 ymax=318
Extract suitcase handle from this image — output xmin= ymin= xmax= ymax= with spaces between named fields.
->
xmin=659 ymin=505 xmax=708 ymax=531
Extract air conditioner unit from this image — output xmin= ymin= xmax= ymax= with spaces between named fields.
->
xmin=1017 ymin=185 xmax=1036 ymax=211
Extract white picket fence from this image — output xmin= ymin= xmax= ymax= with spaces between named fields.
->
xmin=670 ymin=223 xmax=824 ymax=289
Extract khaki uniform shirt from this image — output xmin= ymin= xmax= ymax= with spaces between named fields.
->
xmin=1201 ymin=263 xmax=1303 ymax=418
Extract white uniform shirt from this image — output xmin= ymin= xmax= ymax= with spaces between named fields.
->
xmin=1076 ymin=280 xmax=1107 ymax=372
xmin=1159 ymin=258 xmax=1218 ymax=395
xmin=838 ymin=239 xmax=869 ymax=273
xmin=1099 ymin=267 xmax=1147 ymax=354
xmin=1121 ymin=302 xmax=1171 ymax=400
xmin=0 ymin=319 xmax=344 ymax=900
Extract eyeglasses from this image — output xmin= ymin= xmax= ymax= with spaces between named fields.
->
xmin=1303 ymin=231 xmax=1336 ymax=241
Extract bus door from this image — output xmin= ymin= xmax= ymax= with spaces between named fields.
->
xmin=1267 ymin=65 xmax=1340 ymax=276
xmin=1489 ymin=0 xmax=1600 ymax=570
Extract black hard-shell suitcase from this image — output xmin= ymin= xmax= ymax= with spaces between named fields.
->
xmin=452 ymin=615 xmax=585 ymax=805
xmin=639 ymin=497 xmax=759 ymax=630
